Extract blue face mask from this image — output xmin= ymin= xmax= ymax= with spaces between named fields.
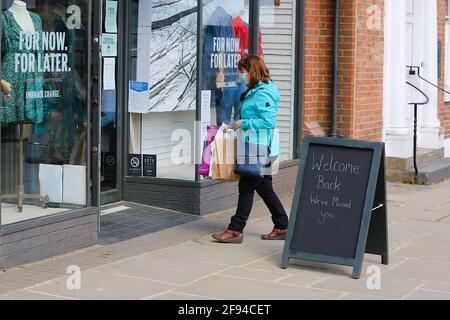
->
xmin=239 ymin=72 xmax=248 ymax=85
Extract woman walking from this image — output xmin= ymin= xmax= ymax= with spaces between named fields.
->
xmin=212 ymin=55 xmax=289 ymax=244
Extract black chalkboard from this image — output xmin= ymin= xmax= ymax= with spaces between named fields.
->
xmin=282 ymin=137 xmax=389 ymax=279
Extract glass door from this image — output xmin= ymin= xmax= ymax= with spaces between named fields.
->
xmin=99 ymin=0 xmax=123 ymax=204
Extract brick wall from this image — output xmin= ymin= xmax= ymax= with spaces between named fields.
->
xmin=438 ymin=0 xmax=450 ymax=139
xmin=303 ymin=0 xmax=385 ymax=141
xmin=0 ymin=214 xmax=98 ymax=269
xmin=351 ymin=0 xmax=385 ymax=141
xmin=337 ymin=0 xmax=357 ymax=138
xmin=303 ymin=0 xmax=335 ymax=135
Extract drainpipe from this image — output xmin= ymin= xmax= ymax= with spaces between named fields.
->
xmin=331 ymin=0 xmax=340 ymax=137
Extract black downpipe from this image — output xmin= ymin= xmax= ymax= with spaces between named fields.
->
xmin=331 ymin=0 xmax=340 ymax=137
xmin=249 ymin=0 xmax=260 ymax=56
xmin=293 ymin=0 xmax=305 ymax=159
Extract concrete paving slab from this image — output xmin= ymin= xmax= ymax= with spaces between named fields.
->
xmin=28 ymin=271 xmax=175 ymax=300
xmin=389 ymin=219 xmax=450 ymax=236
xmin=413 ymin=233 xmax=450 ymax=245
xmin=339 ymin=293 xmax=393 ymax=300
xmin=244 ymin=252 xmax=350 ymax=277
xmin=390 ymin=240 xmax=414 ymax=253
xmin=392 ymin=243 xmax=450 ymax=262
xmin=218 ymin=267 xmax=288 ymax=282
xmin=384 ymin=259 xmax=450 ymax=283
xmin=94 ymin=254 xmax=230 ymax=286
xmin=175 ymin=275 xmax=344 ymax=300
xmin=0 ymin=289 xmax=73 ymax=300
xmin=404 ymin=289 xmax=450 ymax=300
xmin=311 ymin=275 xmax=423 ymax=299
xmin=274 ymin=274 xmax=330 ymax=287
xmin=388 ymin=228 xmax=426 ymax=244
xmin=422 ymin=282 xmax=450 ymax=293
xmin=149 ymin=292 xmax=215 ymax=300
xmin=151 ymin=241 xmax=280 ymax=267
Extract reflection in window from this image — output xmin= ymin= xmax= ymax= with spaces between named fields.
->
xmin=202 ymin=0 xmax=251 ymax=126
xmin=128 ymin=0 xmax=197 ymax=180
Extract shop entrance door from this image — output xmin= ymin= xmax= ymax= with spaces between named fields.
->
xmin=97 ymin=0 xmax=125 ymax=205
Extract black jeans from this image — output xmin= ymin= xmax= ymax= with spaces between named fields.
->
xmin=228 ymin=175 xmax=289 ymax=233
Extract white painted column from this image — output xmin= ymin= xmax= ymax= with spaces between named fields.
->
xmin=384 ymin=0 xmax=412 ymax=158
xmin=419 ymin=0 xmax=444 ymax=149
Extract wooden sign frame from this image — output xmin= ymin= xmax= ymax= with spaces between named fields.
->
xmin=281 ymin=137 xmax=389 ymax=279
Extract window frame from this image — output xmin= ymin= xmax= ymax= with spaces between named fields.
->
xmin=445 ymin=1 xmax=450 ymax=101
xmin=194 ymin=0 xmax=260 ymax=181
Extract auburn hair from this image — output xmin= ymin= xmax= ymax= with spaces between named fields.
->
xmin=238 ymin=55 xmax=271 ymax=89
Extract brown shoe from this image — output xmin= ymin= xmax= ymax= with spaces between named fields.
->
xmin=212 ymin=229 xmax=243 ymax=244
xmin=261 ymin=228 xmax=288 ymax=241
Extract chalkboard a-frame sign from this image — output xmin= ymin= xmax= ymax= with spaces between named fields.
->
xmin=281 ymin=137 xmax=389 ymax=279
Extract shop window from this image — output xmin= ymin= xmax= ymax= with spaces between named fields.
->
xmin=1 ymin=0 xmax=90 ymax=225
xmin=128 ymin=0 xmax=197 ymax=180
xmin=201 ymin=0 xmax=249 ymax=128
xmin=198 ymin=0 xmax=295 ymax=181
xmin=127 ymin=0 xmax=296 ymax=182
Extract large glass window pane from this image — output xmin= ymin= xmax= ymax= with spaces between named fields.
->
xmin=198 ymin=0 xmax=249 ymax=180
xmin=128 ymin=0 xmax=197 ymax=181
xmin=201 ymin=0 xmax=249 ymax=127
xmin=1 ymin=0 xmax=90 ymax=225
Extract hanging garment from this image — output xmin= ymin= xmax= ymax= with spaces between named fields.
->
xmin=232 ymin=16 xmax=264 ymax=58
xmin=1 ymin=10 xmax=44 ymax=124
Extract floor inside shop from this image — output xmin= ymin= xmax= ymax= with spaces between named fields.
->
xmin=1 ymin=204 xmax=70 ymax=225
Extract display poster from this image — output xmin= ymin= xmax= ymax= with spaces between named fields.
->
xmin=105 ymin=0 xmax=118 ymax=33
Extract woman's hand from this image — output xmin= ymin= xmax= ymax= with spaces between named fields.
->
xmin=227 ymin=120 xmax=243 ymax=130
xmin=234 ymin=120 xmax=243 ymax=129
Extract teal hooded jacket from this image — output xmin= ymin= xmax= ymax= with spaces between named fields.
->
xmin=238 ymin=80 xmax=281 ymax=157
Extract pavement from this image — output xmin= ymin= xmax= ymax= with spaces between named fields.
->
xmin=0 ymin=180 xmax=450 ymax=300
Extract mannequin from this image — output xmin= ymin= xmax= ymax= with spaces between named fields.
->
xmin=238 ymin=8 xmax=249 ymax=24
xmin=8 ymin=0 xmax=35 ymax=32
xmin=1 ymin=79 xmax=12 ymax=96
xmin=232 ymin=7 xmax=264 ymax=58
xmin=1 ymin=0 xmax=44 ymax=124
xmin=1 ymin=0 xmax=47 ymax=212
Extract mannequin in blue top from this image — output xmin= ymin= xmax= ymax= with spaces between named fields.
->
xmin=212 ymin=55 xmax=289 ymax=244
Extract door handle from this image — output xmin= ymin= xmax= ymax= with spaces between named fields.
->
xmin=92 ymin=147 xmax=98 ymax=154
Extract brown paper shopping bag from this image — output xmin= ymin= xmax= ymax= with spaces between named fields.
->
xmin=211 ymin=125 xmax=240 ymax=182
